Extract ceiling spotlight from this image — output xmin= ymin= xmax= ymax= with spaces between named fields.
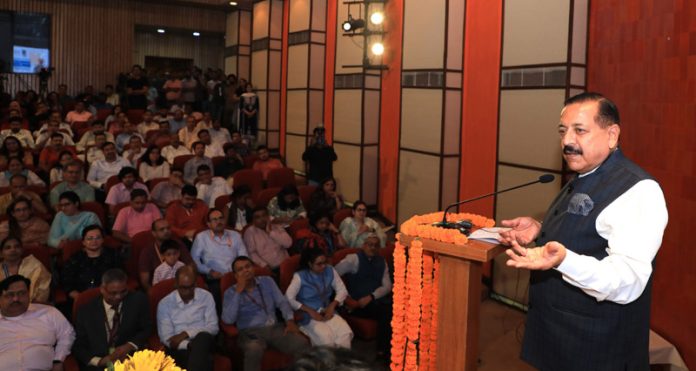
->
xmin=229 ymin=1 xmax=238 ymax=5
xmin=371 ymin=42 xmax=385 ymax=56
xmin=342 ymin=15 xmax=365 ymax=33
xmin=157 ymin=29 xmax=165 ymax=34
xmin=193 ymin=32 xmax=200 ymax=37
xmin=370 ymin=11 xmax=384 ymax=25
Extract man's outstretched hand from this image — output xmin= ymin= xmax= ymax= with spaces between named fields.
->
xmin=505 ymin=240 xmax=567 ymax=271
xmin=498 ymin=217 xmax=542 ymax=246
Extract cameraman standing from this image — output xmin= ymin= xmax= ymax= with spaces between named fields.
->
xmin=302 ymin=126 xmax=337 ymax=186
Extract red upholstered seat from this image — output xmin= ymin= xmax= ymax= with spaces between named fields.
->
xmin=255 ymin=187 xmax=281 ymax=208
xmin=146 ymin=177 xmax=168 ymax=191
xmin=279 ymin=255 xmax=301 ymax=293
xmin=172 ymin=154 xmax=195 ymax=170
xmin=71 ymin=287 xmax=101 ymax=320
xmin=81 ymin=201 xmax=107 ymax=227
xmin=233 ymin=169 xmax=263 ymax=196
xmin=266 ymin=167 xmax=295 ymax=189
xmin=333 ymin=208 xmax=353 ymax=227
xmin=297 ymin=185 xmax=316 ymax=210
xmin=214 ymin=194 xmax=231 ymax=212
xmin=244 ymin=154 xmax=259 ymax=169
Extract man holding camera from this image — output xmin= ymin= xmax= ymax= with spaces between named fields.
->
xmin=302 ymin=127 xmax=337 ymax=186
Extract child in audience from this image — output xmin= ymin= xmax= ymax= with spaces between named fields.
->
xmin=151 ymin=239 xmax=186 ymax=285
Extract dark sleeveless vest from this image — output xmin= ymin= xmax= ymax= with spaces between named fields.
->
xmin=345 ymin=252 xmax=386 ymax=300
xmin=522 ymin=149 xmax=655 ymax=371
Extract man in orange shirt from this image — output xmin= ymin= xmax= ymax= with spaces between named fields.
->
xmin=38 ymin=133 xmax=76 ymax=172
xmin=252 ymin=145 xmax=283 ymax=181
xmin=165 ymin=185 xmax=208 ymax=244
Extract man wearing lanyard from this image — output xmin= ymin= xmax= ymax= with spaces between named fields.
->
xmin=138 ymin=219 xmax=195 ymax=293
xmin=72 ymin=269 xmax=151 ymax=370
xmin=191 ymin=208 xmax=248 ymax=308
xmin=222 ymin=256 xmax=308 ymax=371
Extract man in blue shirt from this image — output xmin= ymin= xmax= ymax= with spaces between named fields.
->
xmin=222 ymin=256 xmax=308 ymax=371
xmin=191 ymin=208 xmax=247 ymax=308
xmin=156 ymin=266 xmax=218 ymax=371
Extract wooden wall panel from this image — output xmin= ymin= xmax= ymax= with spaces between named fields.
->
xmin=134 ymin=32 xmax=224 ymax=70
xmin=589 ymin=0 xmax=696 ymax=368
xmin=0 ymin=0 xmax=225 ymax=96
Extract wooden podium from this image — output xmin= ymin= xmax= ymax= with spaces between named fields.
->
xmin=398 ymin=233 xmax=505 ymax=370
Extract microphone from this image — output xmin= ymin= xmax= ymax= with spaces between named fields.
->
xmin=435 ymin=174 xmax=555 ymax=231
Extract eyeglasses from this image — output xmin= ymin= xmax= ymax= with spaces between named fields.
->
xmin=355 ymin=208 xmax=367 ymax=212
xmin=84 ymin=236 xmax=103 ymax=241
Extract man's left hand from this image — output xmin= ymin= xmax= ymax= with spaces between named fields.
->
xmin=284 ymin=320 xmax=302 ymax=335
xmin=357 ymin=295 xmax=372 ymax=308
xmin=505 ymin=240 xmax=566 ymax=270
xmin=111 ymin=344 xmax=134 ymax=361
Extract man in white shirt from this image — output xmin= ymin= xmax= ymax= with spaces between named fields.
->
xmin=156 ymin=266 xmax=218 ymax=371
xmin=161 ymin=134 xmax=191 ymax=165
xmin=1 ymin=117 xmax=35 ymax=148
xmin=195 ymin=164 xmax=232 ymax=208
xmin=197 ymin=129 xmax=224 ymax=158
xmin=35 ymin=120 xmax=75 ymax=148
xmin=87 ymin=141 xmax=131 ymax=189
xmin=500 ymin=92 xmax=668 ymax=371
xmin=207 ymin=119 xmax=231 ymax=147
xmin=0 ymin=275 xmax=75 ymax=371
xmin=137 ymin=111 xmax=159 ymax=137
xmin=77 ymin=121 xmax=115 ymax=152
xmin=34 ymin=111 xmax=74 ymax=139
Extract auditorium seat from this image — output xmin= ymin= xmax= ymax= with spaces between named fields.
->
xmin=244 ymin=154 xmax=259 ymax=169
xmin=254 ymin=187 xmax=281 ymax=208
xmin=232 ymin=169 xmax=263 ymax=196
xmin=214 ymin=194 xmax=231 ymax=212
xmin=81 ymin=201 xmax=107 ymax=226
xmin=266 ymin=167 xmax=295 ymax=189
xmin=278 ymin=255 xmax=301 ymax=293
xmin=297 ymin=185 xmax=316 ymax=209
xmin=172 ymin=154 xmax=194 ymax=171
xmin=333 ymin=208 xmax=353 ymax=227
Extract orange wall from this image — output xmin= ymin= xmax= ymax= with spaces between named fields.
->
xmin=588 ymin=0 xmax=695 ymax=368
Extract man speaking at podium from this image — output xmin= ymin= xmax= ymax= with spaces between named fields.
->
xmin=499 ymin=92 xmax=668 ymax=371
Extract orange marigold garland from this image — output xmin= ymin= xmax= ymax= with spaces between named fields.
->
xmin=428 ymin=256 xmax=440 ymax=370
xmin=418 ymin=252 xmax=434 ymax=371
xmin=404 ymin=239 xmax=423 ymax=370
xmin=390 ymin=240 xmax=408 ymax=370
xmin=400 ymin=211 xmax=495 ymax=245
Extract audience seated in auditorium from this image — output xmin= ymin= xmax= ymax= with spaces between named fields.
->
xmin=107 ymin=112 xmax=129 ymax=137
xmin=157 ymin=266 xmax=218 ymax=371
xmin=38 ymin=133 xmax=75 ymax=172
xmin=0 ymin=157 xmax=46 ymax=187
xmin=112 ymin=189 xmax=161 ymax=244
xmin=295 ymin=212 xmax=346 ymax=256
xmin=49 ymin=151 xmax=76 ymax=184
xmin=184 ymin=141 xmax=213 ymax=184
xmin=195 ymin=164 xmax=231 ymax=208
xmin=0 ymin=275 xmax=75 ymax=370
xmin=104 ymin=105 xmax=122 ymax=128
xmin=207 ymin=118 xmax=231 ymax=147
xmin=222 ymin=256 xmax=308 ymax=371
xmin=72 ymin=269 xmax=151 ymax=371
xmin=335 ymin=234 xmax=393 ymax=357
xmin=83 ymin=132 xmax=107 ymax=165
xmin=285 ymin=247 xmax=353 ymax=348
xmin=35 ymin=110 xmax=74 ymax=140
xmin=215 ymin=143 xmax=244 ymax=179
xmin=87 ymin=142 xmax=131 ymax=190
xmin=105 ymin=84 xmax=120 ymax=106
xmin=105 ymin=166 xmax=148 ymax=215
xmin=230 ymin=130 xmax=250 ymax=157
xmin=225 ymin=185 xmax=254 ymax=231
xmin=151 ymin=168 xmax=184 ymax=209
xmin=152 ymin=240 xmax=187 ymax=286
xmin=253 ymin=145 xmax=283 ymax=180
xmin=0 ymin=197 xmax=50 ymax=246
xmin=138 ymin=219 xmax=195 ymax=292
xmin=50 ymin=160 xmax=95 ymax=209
xmin=161 ymin=133 xmax=191 ymax=165
xmin=197 ymin=129 xmax=224 ymax=158
xmin=0 ymin=174 xmax=48 ymax=214
xmin=0 ymin=238 xmax=51 ymax=303
xmin=268 ymin=185 xmax=307 ymax=223
xmin=139 ymin=144 xmax=170 ymax=182
xmin=339 ymin=201 xmax=386 ymax=248
xmin=168 ymin=108 xmax=186 ymax=134
xmin=115 ymin=121 xmax=143 ymax=153
xmin=137 ymin=110 xmax=159 ymax=136
xmin=1 ymin=116 xmax=36 ymax=149
xmin=122 ymin=135 xmax=146 ymax=165
xmin=178 ymin=115 xmax=200 ymax=150
xmin=65 ymin=100 xmax=93 ymax=124
xmin=76 ymin=121 xmax=115 ymax=152
xmin=308 ymin=177 xmax=344 ymax=217
xmin=62 ymin=225 xmax=123 ymax=301
xmin=48 ymin=191 xmax=101 ymax=248
xmin=0 ymin=135 xmax=33 ymax=168
xmin=244 ymin=207 xmax=292 ymax=271
xmin=165 ymin=185 xmax=209 ymax=242
xmin=191 ymin=208 xmax=247 ymax=305
xmin=35 ymin=119 xmax=74 ymax=148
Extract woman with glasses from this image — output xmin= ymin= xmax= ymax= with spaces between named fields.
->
xmin=0 ymin=197 xmax=50 ymax=246
xmin=47 ymin=191 xmax=102 ymax=248
xmin=62 ymin=224 xmax=122 ymax=301
xmin=338 ymin=201 xmax=386 ymax=248
xmin=285 ymin=247 xmax=353 ymax=348
xmin=0 ymin=236 xmax=51 ymax=303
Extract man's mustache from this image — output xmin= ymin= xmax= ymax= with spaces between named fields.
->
xmin=563 ymin=145 xmax=583 ymax=155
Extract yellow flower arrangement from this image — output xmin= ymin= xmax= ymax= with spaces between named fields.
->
xmin=107 ymin=350 xmax=185 ymax=371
